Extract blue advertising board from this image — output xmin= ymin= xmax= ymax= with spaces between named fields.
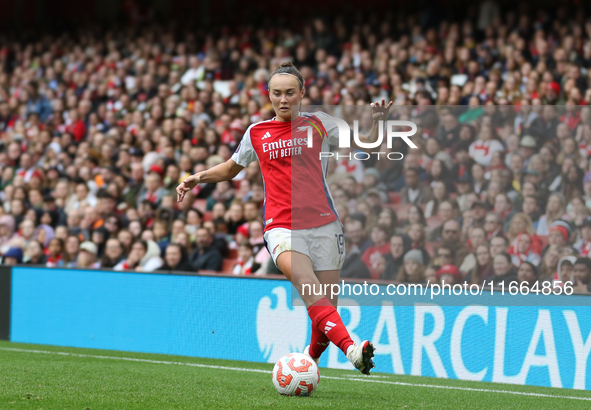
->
xmin=10 ymin=267 xmax=591 ymax=390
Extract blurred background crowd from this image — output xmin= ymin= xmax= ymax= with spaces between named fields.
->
xmin=1 ymin=0 xmax=591 ymax=293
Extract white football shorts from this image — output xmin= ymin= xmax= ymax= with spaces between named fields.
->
xmin=263 ymin=219 xmax=346 ymax=271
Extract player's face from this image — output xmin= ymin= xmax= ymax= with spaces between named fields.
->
xmin=269 ymin=75 xmax=304 ymax=122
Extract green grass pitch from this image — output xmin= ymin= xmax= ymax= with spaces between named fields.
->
xmin=1 ymin=341 xmax=590 ymax=409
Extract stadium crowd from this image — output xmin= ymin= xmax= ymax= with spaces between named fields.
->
xmin=1 ymin=2 xmax=591 ymax=293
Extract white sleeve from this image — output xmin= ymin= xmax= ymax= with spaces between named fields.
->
xmin=310 ymin=111 xmax=343 ymax=146
xmin=142 ymin=257 xmax=163 ymax=272
xmin=231 ymin=127 xmax=257 ymax=167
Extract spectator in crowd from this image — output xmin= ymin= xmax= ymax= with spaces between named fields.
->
xmin=0 ymin=215 xmax=16 ymax=255
xmin=425 ymin=181 xmax=449 ymax=218
xmin=381 ymin=234 xmax=411 ymax=281
xmin=508 ymin=233 xmax=542 ymax=267
xmin=436 ymin=264 xmax=462 ymax=286
xmin=537 ymin=193 xmax=569 ymax=236
xmin=225 ymin=201 xmax=246 ymax=235
xmin=345 ymin=213 xmax=371 ymax=254
xmin=400 ymin=205 xmax=426 ymax=230
xmin=63 ymin=235 xmax=81 ymax=267
xmin=465 ymin=244 xmax=494 ymax=284
xmin=573 ymin=258 xmax=591 ymax=293
xmin=355 ymin=200 xmax=378 ymax=233
xmin=362 ymin=224 xmax=391 ymax=278
xmin=158 ymin=243 xmax=194 ymax=272
xmin=406 ymin=223 xmax=431 ymax=266
xmin=521 ymin=196 xmax=542 ymax=230
xmin=2 ymin=247 xmax=23 ymax=265
xmin=495 ymin=194 xmax=515 ymax=232
xmin=517 ymin=261 xmax=538 ymax=289
xmin=401 ymin=168 xmax=432 ymax=205
xmin=76 ymin=242 xmax=100 ymax=269
xmin=440 ymin=220 xmax=469 ymax=267
xmin=101 ymin=239 xmax=125 ymax=268
xmin=483 ymin=211 xmax=503 ymax=240
xmin=471 ymin=164 xmax=488 ymax=196
xmin=24 ymin=240 xmax=47 ymax=265
xmin=537 ymin=245 xmax=561 ymax=285
xmin=489 ymin=235 xmax=509 ymax=259
xmin=547 ymin=220 xmax=572 ymax=251
xmin=470 ymin=201 xmax=489 ymax=229
xmin=469 ymin=125 xmax=504 ymax=167
xmin=575 ymin=217 xmax=591 ymax=257
xmin=376 ymin=208 xmax=398 ymax=236
xmin=45 ymin=238 xmax=65 ymax=267
xmin=459 ymin=227 xmax=486 ymax=274
xmin=558 ymin=256 xmax=578 ymax=284
xmin=431 ymin=245 xmax=455 ymax=273
xmin=428 ymin=200 xmax=456 ymax=242
xmin=114 ymin=240 xmax=163 ymax=272
xmin=491 ymin=252 xmax=518 ymax=288
xmin=190 ymin=228 xmax=223 ymax=272
xmin=232 ymin=241 xmax=260 ymax=275
xmin=519 ymin=136 xmax=538 ymax=168
xmin=362 ymin=168 xmax=388 ymax=204
xmin=341 ymin=235 xmax=371 ymax=279
xmin=507 ymin=213 xmax=542 ymax=251
xmin=396 ymin=249 xmax=426 ymax=284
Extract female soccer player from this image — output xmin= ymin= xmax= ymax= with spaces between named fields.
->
xmin=177 ymin=62 xmax=392 ymax=375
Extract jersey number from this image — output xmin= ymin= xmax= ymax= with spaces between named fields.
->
xmin=335 ymin=234 xmax=344 ymax=255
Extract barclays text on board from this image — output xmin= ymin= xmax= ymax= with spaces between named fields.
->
xmin=9 ymin=268 xmax=591 ymax=390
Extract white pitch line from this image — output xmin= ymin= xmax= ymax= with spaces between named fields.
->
xmin=1 ymin=347 xmax=590 ymax=402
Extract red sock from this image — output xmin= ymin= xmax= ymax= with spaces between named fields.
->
xmin=308 ymin=322 xmax=330 ymax=359
xmin=307 ymin=297 xmax=354 ymax=355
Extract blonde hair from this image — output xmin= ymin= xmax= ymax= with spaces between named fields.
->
xmin=545 ymin=193 xmax=567 ymax=227
xmin=508 ymin=213 xmax=536 ymax=242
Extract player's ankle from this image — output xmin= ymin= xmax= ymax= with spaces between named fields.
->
xmin=345 ymin=343 xmax=355 ymax=357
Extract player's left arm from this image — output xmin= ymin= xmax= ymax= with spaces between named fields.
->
xmin=352 ymin=99 xmax=393 ymax=153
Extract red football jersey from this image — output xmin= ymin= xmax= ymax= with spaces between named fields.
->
xmin=231 ymin=112 xmax=341 ymax=232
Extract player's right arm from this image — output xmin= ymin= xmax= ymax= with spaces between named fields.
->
xmin=176 ymin=159 xmax=244 ymax=203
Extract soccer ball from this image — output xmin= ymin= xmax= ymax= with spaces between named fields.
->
xmin=272 ymin=353 xmax=319 ymax=396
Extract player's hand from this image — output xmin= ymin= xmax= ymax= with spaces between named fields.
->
xmin=370 ymin=98 xmax=393 ymax=121
xmin=176 ymin=174 xmax=200 ymax=203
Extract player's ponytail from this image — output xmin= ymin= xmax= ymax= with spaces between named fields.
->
xmin=269 ymin=61 xmax=304 ymax=90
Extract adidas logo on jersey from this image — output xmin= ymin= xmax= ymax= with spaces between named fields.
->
xmin=324 ymin=321 xmax=336 ymax=334
xmin=262 ymin=131 xmax=272 ymax=139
